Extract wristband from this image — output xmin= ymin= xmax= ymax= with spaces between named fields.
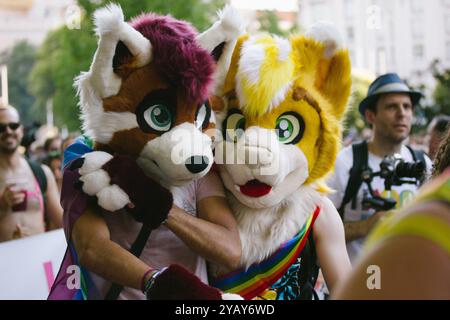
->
xmin=143 ymin=266 xmax=168 ymax=294
xmin=141 ymin=268 xmax=156 ymax=293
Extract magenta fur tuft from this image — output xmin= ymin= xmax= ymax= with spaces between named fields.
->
xmin=130 ymin=13 xmax=214 ymax=105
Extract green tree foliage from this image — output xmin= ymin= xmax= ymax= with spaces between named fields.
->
xmin=29 ymin=21 xmax=97 ymax=131
xmin=30 ymin=0 xmax=225 ymax=131
xmin=257 ymin=10 xmax=299 ymax=36
xmin=258 ymin=10 xmax=285 ymax=36
xmin=0 ymin=41 xmax=37 ymax=126
xmin=342 ymin=75 xmax=371 ymax=137
xmin=432 ymin=63 xmax=450 ymax=117
xmin=407 ymin=60 xmax=450 ymax=134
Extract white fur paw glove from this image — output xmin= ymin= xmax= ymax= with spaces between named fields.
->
xmin=77 ymin=151 xmax=131 ymax=212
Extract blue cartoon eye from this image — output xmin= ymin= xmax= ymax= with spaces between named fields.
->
xmin=275 ymin=112 xmax=305 ymax=144
xmin=143 ymin=104 xmax=172 ymax=132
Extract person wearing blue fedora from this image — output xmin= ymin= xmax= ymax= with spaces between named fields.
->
xmin=358 ymin=73 xmax=423 ymax=118
xmin=326 ymin=73 xmax=433 ymax=264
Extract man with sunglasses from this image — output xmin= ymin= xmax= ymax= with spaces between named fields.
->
xmin=0 ymin=104 xmax=63 ymax=242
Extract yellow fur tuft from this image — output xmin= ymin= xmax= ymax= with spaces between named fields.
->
xmin=237 ymin=36 xmax=295 ymax=118
xmin=314 ymin=180 xmax=333 ymax=194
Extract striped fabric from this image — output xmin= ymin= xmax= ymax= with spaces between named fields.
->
xmin=211 ymin=206 xmax=320 ymax=300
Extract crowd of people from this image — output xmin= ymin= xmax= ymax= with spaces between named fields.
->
xmin=0 ymin=105 xmax=66 ymax=242
xmin=0 ymin=102 xmax=81 ymax=241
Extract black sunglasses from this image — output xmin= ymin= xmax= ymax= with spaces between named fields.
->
xmin=0 ymin=122 xmax=21 ymax=133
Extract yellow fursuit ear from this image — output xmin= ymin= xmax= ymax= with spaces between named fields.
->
xmin=316 ymin=49 xmax=351 ymax=119
xmin=292 ymin=36 xmax=351 ymax=120
xmin=290 ymin=27 xmax=351 ymax=184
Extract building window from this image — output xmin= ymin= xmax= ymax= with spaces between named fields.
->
xmin=377 ymin=48 xmax=387 ymax=75
xmin=310 ymin=0 xmax=330 ymax=22
xmin=411 ymin=0 xmax=422 ymax=12
xmin=413 ymin=44 xmax=424 ymax=61
xmin=446 ymin=41 xmax=450 ymax=61
xmin=390 ymin=46 xmax=396 ymax=67
xmin=344 ymin=0 xmax=354 ymax=19
xmin=43 ymin=8 xmax=50 ymax=18
xmin=350 ymin=51 xmax=356 ymax=64
xmin=347 ymin=26 xmax=354 ymax=41
xmin=446 ymin=15 xmax=450 ymax=34
xmin=411 ymin=17 xmax=424 ymax=38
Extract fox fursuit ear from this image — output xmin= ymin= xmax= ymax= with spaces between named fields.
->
xmin=88 ymin=3 xmax=152 ymax=98
xmin=290 ymin=22 xmax=351 ymax=184
xmin=305 ymin=21 xmax=343 ymax=59
xmin=197 ymin=5 xmax=246 ymax=95
xmin=297 ymin=21 xmax=351 ymax=120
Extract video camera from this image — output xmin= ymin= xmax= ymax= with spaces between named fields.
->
xmin=361 ymin=154 xmax=426 ymax=211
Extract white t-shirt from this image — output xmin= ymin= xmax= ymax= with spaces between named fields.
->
xmin=327 ymin=144 xmax=432 ymax=264
xmin=90 ymin=170 xmax=226 ymax=299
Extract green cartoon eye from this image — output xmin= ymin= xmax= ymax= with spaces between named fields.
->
xmin=275 ymin=112 xmax=305 ymax=144
xmin=143 ymin=104 xmax=172 ymax=132
xmin=223 ymin=109 xmax=245 ymax=143
xmin=195 ymin=101 xmax=211 ymax=130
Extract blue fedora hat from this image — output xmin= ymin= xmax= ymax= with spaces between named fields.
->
xmin=359 ymin=73 xmax=423 ymax=116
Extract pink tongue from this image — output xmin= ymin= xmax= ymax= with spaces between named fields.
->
xmin=239 ymin=180 xmax=272 ymax=198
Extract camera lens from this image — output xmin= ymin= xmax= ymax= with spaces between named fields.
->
xmin=395 ymin=160 xmax=425 ymax=179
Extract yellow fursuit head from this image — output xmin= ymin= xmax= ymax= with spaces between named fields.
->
xmin=223 ymin=27 xmax=352 ymax=186
xmin=210 ymin=25 xmax=352 ymax=293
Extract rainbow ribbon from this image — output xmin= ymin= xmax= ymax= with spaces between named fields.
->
xmin=211 ymin=206 xmax=320 ymax=300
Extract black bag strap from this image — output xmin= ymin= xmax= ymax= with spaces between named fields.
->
xmin=26 ymin=159 xmax=47 ymax=197
xmin=104 ymin=225 xmax=153 ymax=300
xmin=338 ymin=141 xmax=369 ymax=219
xmin=406 ymin=145 xmax=426 ymax=165
xmin=26 ymin=159 xmax=48 ymax=221
xmin=297 ymin=231 xmax=320 ymax=300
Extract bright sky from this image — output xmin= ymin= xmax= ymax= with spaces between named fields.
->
xmin=230 ymin=0 xmax=299 ymax=11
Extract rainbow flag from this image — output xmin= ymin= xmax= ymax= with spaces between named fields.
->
xmin=211 ymin=207 xmax=320 ymax=300
xmin=48 ymin=140 xmax=103 ymax=300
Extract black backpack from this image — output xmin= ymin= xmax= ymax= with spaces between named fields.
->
xmin=337 ymin=141 xmax=426 ymax=219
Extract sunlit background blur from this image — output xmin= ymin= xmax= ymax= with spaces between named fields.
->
xmin=0 ymin=0 xmax=449 ymax=147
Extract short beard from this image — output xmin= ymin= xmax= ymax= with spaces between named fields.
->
xmin=0 ymin=144 xmax=19 ymax=155
xmin=391 ymin=135 xmax=408 ymax=145
xmin=380 ymin=129 xmax=409 ymax=146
